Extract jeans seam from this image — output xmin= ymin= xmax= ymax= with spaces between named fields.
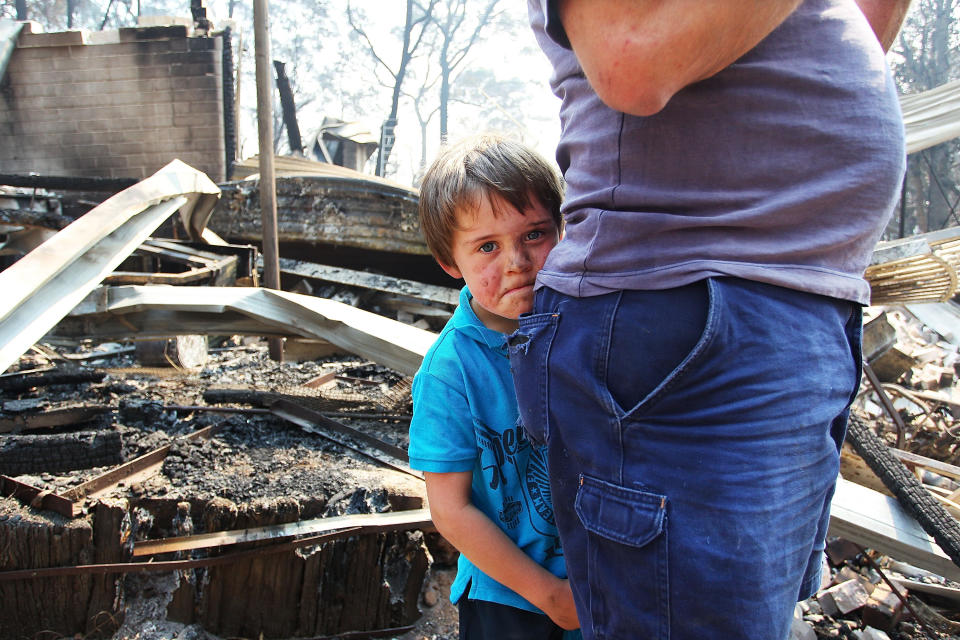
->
xmin=597 ymin=291 xmax=625 ymax=484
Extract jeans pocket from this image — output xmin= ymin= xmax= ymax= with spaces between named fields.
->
xmin=605 ymin=281 xmax=712 ymax=416
xmin=575 ymin=475 xmax=669 ymax=640
xmin=508 ymin=312 xmax=559 ymax=447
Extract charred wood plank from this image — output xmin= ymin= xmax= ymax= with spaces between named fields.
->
xmin=0 ymin=527 xmax=358 ymax=581
xmin=209 ymin=173 xmax=425 ymax=256
xmin=0 ymin=404 xmax=112 ymax=434
xmin=0 ymin=429 xmax=122 ymax=475
xmin=0 ymin=503 xmax=105 ymax=637
xmin=0 ymin=368 xmax=105 ymax=393
xmin=0 ymin=207 xmax=74 ymax=230
xmin=277 ymin=256 xmax=458 ymax=307
xmin=0 ymin=174 xmax=137 ymax=192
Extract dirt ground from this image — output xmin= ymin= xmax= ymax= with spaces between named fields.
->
xmin=396 ymin=565 xmax=459 ymax=640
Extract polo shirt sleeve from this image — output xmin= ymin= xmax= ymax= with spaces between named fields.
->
xmin=408 ymin=370 xmax=477 ymax=473
xmin=537 ymin=0 xmax=571 ymax=49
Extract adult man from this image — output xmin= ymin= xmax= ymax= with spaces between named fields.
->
xmin=508 ymin=2 xmax=912 ymax=638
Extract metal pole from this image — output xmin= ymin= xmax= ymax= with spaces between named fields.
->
xmin=253 ymin=0 xmax=284 ymax=361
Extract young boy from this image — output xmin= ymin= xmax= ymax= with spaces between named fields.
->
xmin=409 ymin=134 xmax=579 ymax=639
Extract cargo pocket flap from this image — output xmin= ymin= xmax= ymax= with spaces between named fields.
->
xmin=575 ymin=475 xmax=666 ymax=548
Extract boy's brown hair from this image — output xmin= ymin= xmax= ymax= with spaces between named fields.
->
xmin=418 ymin=134 xmax=564 ymax=268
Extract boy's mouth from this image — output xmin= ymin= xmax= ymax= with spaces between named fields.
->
xmin=503 ymin=283 xmax=534 ymax=297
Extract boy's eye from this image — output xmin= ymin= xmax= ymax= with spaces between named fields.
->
xmin=479 ymin=242 xmax=497 ymax=253
xmin=526 ymin=230 xmax=544 ymax=241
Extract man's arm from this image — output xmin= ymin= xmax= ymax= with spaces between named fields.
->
xmin=424 ymin=471 xmax=579 ymax=630
xmin=556 ymin=0 xmax=802 ymax=116
xmin=855 ymin=0 xmax=913 ymax=51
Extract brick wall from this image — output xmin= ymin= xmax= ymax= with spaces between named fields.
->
xmin=0 ymin=24 xmax=226 ymax=182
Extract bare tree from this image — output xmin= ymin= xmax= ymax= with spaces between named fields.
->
xmin=891 ymin=0 xmax=960 ymax=236
xmin=431 ymin=0 xmax=502 ymax=144
xmin=348 ymin=0 xmax=437 ymax=176
xmin=404 ymin=63 xmax=440 ymax=183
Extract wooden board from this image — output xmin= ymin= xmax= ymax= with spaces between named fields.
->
xmin=829 ymin=477 xmax=960 ymax=582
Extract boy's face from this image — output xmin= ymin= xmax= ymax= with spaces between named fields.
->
xmin=439 ymin=193 xmax=559 ymax=333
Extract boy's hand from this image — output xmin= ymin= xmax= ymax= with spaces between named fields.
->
xmin=536 ymin=576 xmax=580 ymax=631
xmin=425 ymin=471 xmax=581 ymax=630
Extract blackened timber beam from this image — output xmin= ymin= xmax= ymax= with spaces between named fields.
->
xmin=277 ymin=257 xmax=459 ymax=307
xmin=0 ymin=405 xmax=112 ymax=434
xmin=0 ymin=174 xmax=137 ymax=192
xmin=0 ymin=369 xmax=105 ymax=393
xmin=0 ymin=208 xmax=74 ymax=230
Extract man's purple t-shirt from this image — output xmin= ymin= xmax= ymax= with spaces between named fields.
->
xmin=530 ymin=0 xmax=906 ymax=305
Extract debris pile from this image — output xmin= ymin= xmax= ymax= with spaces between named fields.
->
xmin=0 ymin=341 xmax=434 ymax=639
xmin=4 ymin=160 xmax=960 ymax=640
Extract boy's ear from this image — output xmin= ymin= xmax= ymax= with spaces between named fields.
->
xmin=439 ymin=261 xmax=463 ymax=280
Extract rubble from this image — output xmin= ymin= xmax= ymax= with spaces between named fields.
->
xmin=0 ymin=343 xmax=434 ymax=639
xmin=2 ymin=154 xmax=960 ymax=639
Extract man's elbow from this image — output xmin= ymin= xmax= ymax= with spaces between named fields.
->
xmin=588 ymin=72 xmax=675 ymax=117
xmin=586 ymin=69 xmax=677 ymax=116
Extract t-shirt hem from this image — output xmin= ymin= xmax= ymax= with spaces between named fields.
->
xmin=535 ymin=261 xmax=872 ymax=305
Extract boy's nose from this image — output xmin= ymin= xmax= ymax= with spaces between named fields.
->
xmin=506 ymin=247 xmax=533 ymax=271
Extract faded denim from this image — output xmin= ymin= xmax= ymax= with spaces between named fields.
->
xmin=508 ymin=278 xmax=861 ymax=640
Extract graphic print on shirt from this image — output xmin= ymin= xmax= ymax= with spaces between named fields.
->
xmin=476 ymin=418 xmax=560 ymax=546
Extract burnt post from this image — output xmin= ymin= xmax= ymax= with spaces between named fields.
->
xmin=254 ymin=0 xmax=283 ymax=361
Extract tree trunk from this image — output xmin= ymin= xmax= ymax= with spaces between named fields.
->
xmin=439 ymin=51 xmax=451 ymax=146
xmin=15 ymin=0 xmax=27 ymax=20
xmin=273 ymin=61 xmax=304 ymax=156
xmin=376 ymin=0 xmax=418 ymax=176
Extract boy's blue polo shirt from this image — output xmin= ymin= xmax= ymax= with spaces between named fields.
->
xmin=409 ymin=286 xmax=565 ymax=613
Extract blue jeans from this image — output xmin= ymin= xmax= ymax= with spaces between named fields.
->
xmin=508 ymin=278 xmax=861 ymax=640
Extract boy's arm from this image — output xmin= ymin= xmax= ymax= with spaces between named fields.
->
xmin=425 ymin=471 xmax=579 ymax=630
